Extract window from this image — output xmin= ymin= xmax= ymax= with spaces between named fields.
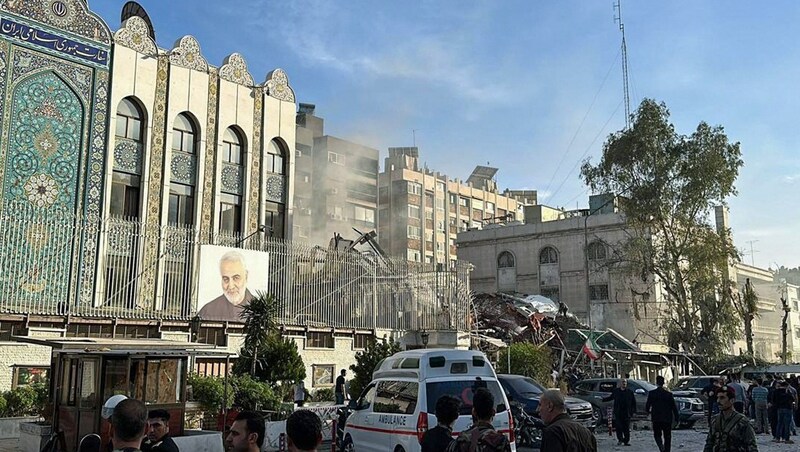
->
xmin=795 ymin=327 xmax=800 ymax=339
xmin=408 ymin=205 xmax=420 ymax=219
xmin=307 ymin=331 xmax=334 ymax=348
xmin=353 ymin=206 xmax=375 ymax=226
xmin=486 ymin=202 xmax=495 ymax=213
xmin=459 ymin=197 xmax=469 ymax=207
xmin=437 ymin=220 xmax=445 ymax=231
xmin=407 ymin=226 xmax=421 ymax=238
xmin=590 ymin=284 xmax=609 ymax=301
xmin=374 ymin=381 xmax=419 ymax=414
xmin=540 ymin=287 xmax=560 ymax=302
xmin=12 ymin=366 xmax=49 ymax=388
xmin=109 ymin=173 xmax=140 ymax=218
xmin=425 ymin=209 xmax=433 ymax=220
xmin=473 ymin=199 xmax=483 ymax=210
xmin=116 ymin=98 xmax=142 ymax=140
xmin=407 ymin=250 xmax=420 ymax=262
xmin=425 ymin=380 xmax=507 ymax=415
xmin=449 ymin=194 xmax=457 ymax=205
xmin=172 ymin=113 xmax=196 ymax=154
xmin=436 ymin=182 xmax=446 ymax=192
xmin=219 ymin=194 xmax=242 ymax=234
xmin=539 ymin=247 xmax=558 ymax=264
xmin=498 ymin=251 xmax=515 ymax=268
xmin=264 ymin=201 xmax=286 ymax=238
xmin=168 ymin=183 xmax=194 ymax=226
xmin=354 ymin=334 xmax=372 ymax=350
xmin=408 ymin=182 xmax=422 ymax=195
xmin=266 ymin=140 xmax=287 ymax=175
xmin=328 ymin=152 xmax=344 ymax=165
xmin=598 ymin=381 xmax=617 ymax=393
xmin=435 ymin=198 xmax=444 ymax=210
xmin=221 ymin=127 xmax=243 ymax=164
xmin=588 ymin=242 xmax=607 ymax=260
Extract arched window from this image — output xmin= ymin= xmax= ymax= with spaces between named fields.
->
xmin=220 ymin=127 xmax=244 ymax=234
xmin=115 ymin=98 xmax=142 ymax=141
xmin=498 ymin=251 xmax=515 ymax=268
xmin=588 ymin=241 xmax=607 ymax=261
xmin=266 ymin=139 xmax=285 ymax=175
xmin=168 ymin=113 xmax=198 ymax=226
xmin=222 ymin=127 xmax=243 ymax=164
xmin=539 ymin=247 xmax=558 ymax=264
xmin=110 ymin=97 xmax=144 ymax=218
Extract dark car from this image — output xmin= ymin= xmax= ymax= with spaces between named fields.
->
xmin=675 ymin=375 xmax=723 ymax=401
xmin=572 ymin=378 xmax=704 ymax=428
xmin=498 ymin=374 xmax=596 ymax=431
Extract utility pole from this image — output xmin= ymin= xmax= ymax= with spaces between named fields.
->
xmin=745 ymin=239 xmax=759 ymax=266
xmin=614 ymin=0 xmax=631 ymax=129
xmin=781 ymin=279 xmax=790 ymax=364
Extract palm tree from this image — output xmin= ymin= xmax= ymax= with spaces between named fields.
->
xmin=240 ymin=291 xmax=279 ymax=374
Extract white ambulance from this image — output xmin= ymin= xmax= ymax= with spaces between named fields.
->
xmin=341 ymin=349 xmax=517 ymax=452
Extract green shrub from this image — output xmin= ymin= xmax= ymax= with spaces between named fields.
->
xmin=349 ymin=337 xmax=401 ymax=399
xmin=4 ymin=386 xmax=39 ymax=416
xmin=187 ymin=373 xmax=227 ymax=412
xmin=0 ymin=393 xmax=7 ymax=417
xmin=497 ymin=342 xmax=555 ymax=386
xmin=230 ymin=374 xmax=280 ymax=412
xmin=311 ymin=388 xmax=335 ymax=402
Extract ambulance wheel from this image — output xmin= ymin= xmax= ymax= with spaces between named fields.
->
xmin=342 ymin=435 xmax=354 ymax=452
xmin=393 ymin=447 xmax=405 ymax=452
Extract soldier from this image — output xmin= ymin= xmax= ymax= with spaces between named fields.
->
xmin=703 ymin=386 xmax=757 ymax=452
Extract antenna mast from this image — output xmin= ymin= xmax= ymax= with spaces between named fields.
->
xmin=614 ymin=0 xmax=631 ymax=129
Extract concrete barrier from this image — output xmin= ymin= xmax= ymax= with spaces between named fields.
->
xmin=0 ymin=417 xmax=38 ymax=439
xmin=174 ymin=430 xmax=225 ymax=452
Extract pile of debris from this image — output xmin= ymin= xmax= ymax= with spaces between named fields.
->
xmin=472 ymin=293 xmax=587 ymax=346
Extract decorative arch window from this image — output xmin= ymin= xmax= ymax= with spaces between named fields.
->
xmin=498 ymin=251 xmax=515 ymax=268
xmin=265 ymin=139 xmax=286 ymax=175
xmin=110 ymin=97 xmax=145 ymax=218
xmin=168 ymin=113 xmax=198 ymax=226
xmin=219 ymin=127 xmax=245 ymax=234
xmin=588 ymin=241 xmax=607 ymax=261
xmin=539 ymin=247 xmax=559 ymax=264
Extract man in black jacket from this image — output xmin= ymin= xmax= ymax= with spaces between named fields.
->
xmin=646 ymin=376 xmax=679 ymax=452
xmin=602 ymin=379 xmax=636 ymax=446
xmin=539 ymin=389 xmax=597 ymax=451
xmin=421 ymin=395 xmax=460 ymax=452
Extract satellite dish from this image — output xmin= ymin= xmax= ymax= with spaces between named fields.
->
xmin=120 ymin=1 xmax=156 ymax=41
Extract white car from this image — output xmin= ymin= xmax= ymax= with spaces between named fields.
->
xmin=342 ymin=349 xmax=517 ymax=452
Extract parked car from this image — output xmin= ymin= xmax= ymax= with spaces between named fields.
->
xmin=675 ymin=375 xmax=723 ymax=401
xmin=572 ymin=378 xmax=704 ymax=428
xmin=498 ymin=374 xmax=596 ymax=431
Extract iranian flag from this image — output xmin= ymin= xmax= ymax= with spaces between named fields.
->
xmin=582 ymin=334 xmax=601 ymax=360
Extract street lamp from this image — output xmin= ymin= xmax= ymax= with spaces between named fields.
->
xmin=420 ymin=330 xmax=430 ymax=348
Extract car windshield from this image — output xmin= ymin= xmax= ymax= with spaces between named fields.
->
xmin=507 ymin=377 xmax=544 ymax=396
xmin=634 ymin=380 xmax=657 ymax=391
xmin=426 ymin=379 xmax=507 ymax=415
xmin=676 ymin=379 xmax=694 ymax=389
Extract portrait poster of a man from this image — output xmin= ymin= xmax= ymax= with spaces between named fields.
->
xmin=196 ymin=246 xmax=269 ymax=321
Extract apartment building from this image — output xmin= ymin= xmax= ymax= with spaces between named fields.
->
xmin=295 ymin=104 xmax=380 ymax=245
xmin=378 ymin=147 xmax=532 ymax=264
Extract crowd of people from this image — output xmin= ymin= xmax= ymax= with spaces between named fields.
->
xmin=106 ymin=398 xmax=324 ymax=452
xmin=702 ymin=374 xmax=799 ymax=444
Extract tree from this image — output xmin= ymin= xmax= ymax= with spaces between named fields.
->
xmin=233 ymin=333 xmax=306 ymax=385
xmin=240 ymin=292 xmax=279 ymax=375
xmin=581 ymin=99 xmax=743 ymax=358
xmin=349 ymin=337 xmax=401 ymax=399
xmin=733 ymin=278 xmax=759 ymax=356
xmin=497 ymin=343 xmax=554 ymax=385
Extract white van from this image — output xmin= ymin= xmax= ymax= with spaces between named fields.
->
xmin=342 ymin=349 xmax=517 ymax=452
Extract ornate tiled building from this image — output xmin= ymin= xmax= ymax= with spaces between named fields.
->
xmin=0 ymin=1 xmax=472 ymax=392
xmin=0 ymin=0 xmax=296 ymax=389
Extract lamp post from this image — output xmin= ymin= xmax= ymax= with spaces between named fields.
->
xmin=190 ymin=314 xmax=202 ymax=342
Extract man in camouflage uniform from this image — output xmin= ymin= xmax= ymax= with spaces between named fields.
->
xmin=447 ymin=388 xmax=511 ymax=452
xmin=703 ymin=386 xmax=758 ymax=452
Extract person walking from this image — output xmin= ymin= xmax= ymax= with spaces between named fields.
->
xmin=767 ymin=377 xmax=779 ymax=437
xmin=293 ymin=380 xmax=306 ymax=407
xmin=773 ymin=380 xmax=795 ymax=444
xmin=728 ymin=375 xmax=746 ymax=414
xmin=602 ymin=378 xmax=636 ymax=446
xmin=646 ymin=375 xmax=679 ymax=452
xmin=750 ymin=379 xmax=770 ymax=435
xmin=703 ymin=386 xmax=757 ymax=452
xmin=538 ymin=389 xmax=597 ymax=451
xmin=703 ymin=378 xmax=722 ymax=426
xmin=786 ymin=377 xmax=798 ymax=435
xmin=421 ymin=395 xmax=460 ymax=452
xmin=335 ymin=369 xmax=348 ymax=405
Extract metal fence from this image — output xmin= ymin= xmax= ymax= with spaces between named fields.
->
xmin=0 ymin=207 xmax=472 ymax=331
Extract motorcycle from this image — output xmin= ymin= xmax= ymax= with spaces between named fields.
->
xmin=510 ymin=402 xmax=544 ymax=449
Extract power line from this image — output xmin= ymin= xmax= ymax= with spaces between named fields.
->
xmin=541 ymin=49 xmax=621 ymax=198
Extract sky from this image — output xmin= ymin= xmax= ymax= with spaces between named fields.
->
xmin=90 ymin=1 xmax=800 ymax=269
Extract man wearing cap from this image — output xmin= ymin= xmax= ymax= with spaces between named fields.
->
xmin=703 ymin=385 xmax=757 ymax=452
xmin=141 ymin=409 xmax=179 ymax=452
